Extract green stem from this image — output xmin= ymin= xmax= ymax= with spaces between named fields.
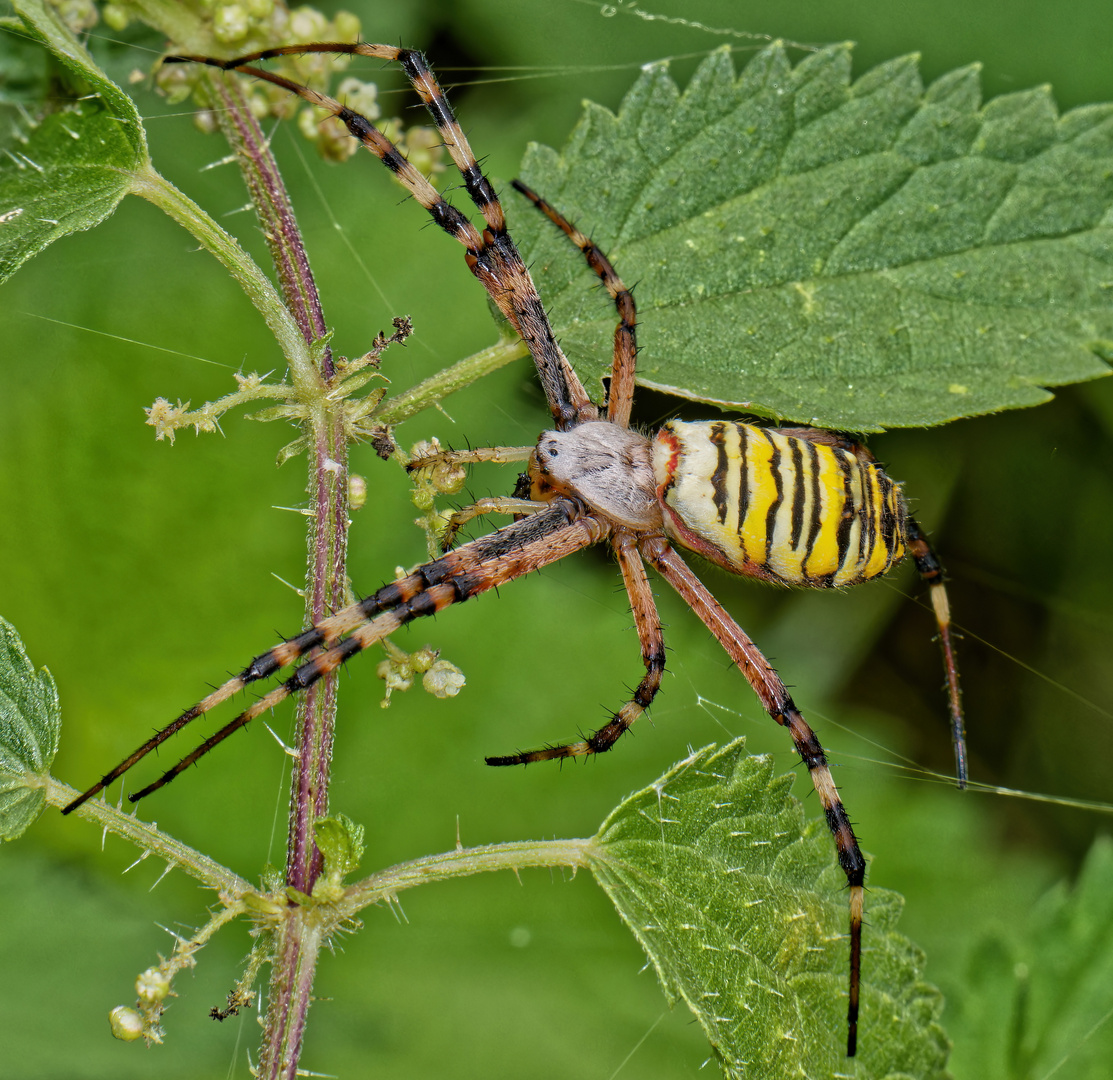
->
xmin=128 ymin=162 xmax=317 ymax=389
xmin=341 ymin=838 xmax=594 ymax=916
xmin=376 ymin=337 xmax=530 ymax=425
xmin=45 ymin=777 xmax=249 ymax=895
xmin=135 ymin=81 xmax=347 ymax=1077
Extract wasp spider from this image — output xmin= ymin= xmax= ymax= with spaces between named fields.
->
xmin=63 ymin=42 xmax=966 ymax=1056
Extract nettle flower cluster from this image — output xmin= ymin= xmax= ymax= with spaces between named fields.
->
xmin=67 ymin=0 xmax=446 ymax=172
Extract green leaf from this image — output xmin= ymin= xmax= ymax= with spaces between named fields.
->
xmin=0 ymin=0 xmax=148 ymax=283
xmin=947 ymin=836 xmax=1113 ymax=1080
xmin=513 ymin=43 xmax=1113 ymax=431
xmin=0 ymin=616 xmax=61 ymax=840
xmin=586 ymin=740 xmax=948 ymax=1078
xmin=314 ymin=813 xmax=366 ymax=884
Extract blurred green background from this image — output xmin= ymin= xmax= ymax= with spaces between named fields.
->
xmin=2 ymin=0 xmax=1112 ymax=1076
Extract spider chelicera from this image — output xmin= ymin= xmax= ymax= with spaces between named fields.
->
xmin=63 ymin=42 xmax=966 ymax=1056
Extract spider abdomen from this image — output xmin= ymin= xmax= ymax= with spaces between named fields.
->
xmin=653 ymin=420 xmax=907 ymax=588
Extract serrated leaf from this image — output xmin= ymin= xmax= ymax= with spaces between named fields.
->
xmin=512 ymin=43 xmax=1113 ymax=431
xmin=0 ymin=0 xmax=148 ymax=283
xmin=949 ymin=836 xmax=1113 ymax=1079
xmin=0 ymin=616 xmax=61 ymax=839
xmin=315 ymin=813 xmax=366 ymax=883
xmin=586 ymin=740 xmax=947 ymax=1078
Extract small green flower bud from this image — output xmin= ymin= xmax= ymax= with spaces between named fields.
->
xmin=335 ymin=78 xmax=380 ymax=121
xmin=349 ymin=474 xmax=368 ymax=510
xmin=109 ymin=1005 xmax=145 ymax=1042
xmin=102 ymin=4 xmax=130 ymax=31
xmin=377 ymin=657 xmax=414 ymax=701
xmin=431 ymin=460 xmax=467 ymax=494
xmin=136 ymin=967 xmax=172 ymax=1005
xmin=213 ymin=4 xmax=250 ymax=43
xmin=409 ymin=646 xmax=438 ymax=673
xmin=290 ymin=6 xmax=328 ymax=43
xmin=423 ymin=660 xmax=466 ymax=699
xmin=333 ymin=11 xmax=361 ymax=41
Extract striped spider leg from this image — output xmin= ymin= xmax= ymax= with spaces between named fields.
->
xmin=61 ymin=42 xmax=967 ymax=1057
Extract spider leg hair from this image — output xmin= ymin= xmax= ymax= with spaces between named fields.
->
xmin=486 ymin=527 xmax=666 ymax=765
xmin=637 ymin=534 xmax=865 ymax=1058
xmin=62 ymin=501 xmax=608 ymax=813
xmin=162 ymin=45 xmax=594 ymax=430
xmin=510 ymin=180 xmax=638 ymax=430
xmin=904 ymin=515 xmax=966 ymax=787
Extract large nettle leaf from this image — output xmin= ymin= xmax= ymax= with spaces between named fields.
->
xmin=0 ymin=0 xmax=147 ymax=283
xmin=587 ymin=741 xmax=948 ymax=1078
xmin=512 ymin=44 xmax=1113 ymax=431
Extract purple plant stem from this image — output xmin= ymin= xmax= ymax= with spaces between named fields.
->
xmin=208 ymin=72 xmax=349 ymax=1078
xmin=211 ymin=75 xmax=334 ymax=374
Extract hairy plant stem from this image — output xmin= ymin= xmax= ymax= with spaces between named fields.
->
xmin=44 ymin=778 xmax=251 ymax=894
xmin=128 ymin=164 xmax=314 ymax=386
xmin=208 ymin=73 xmax=334 ymax=377
xmin=375 ymin=335 xmax=530 ymax=425
xmin=206 ymin=74 xmax=343 ymax=1080
xmin=341 ymin=838 xmax=595 ymax=913
xmin=121 ymin=53 xmax=532 ymax=1080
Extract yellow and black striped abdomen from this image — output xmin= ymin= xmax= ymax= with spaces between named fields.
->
xmin=651 ymin=421 xmax=906 ymax=588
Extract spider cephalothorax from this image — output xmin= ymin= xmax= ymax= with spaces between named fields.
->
xmin=529 ymin=422 xmax=660 ymax=529
xmin=63 ymin=42 xmax=966 ymax=1057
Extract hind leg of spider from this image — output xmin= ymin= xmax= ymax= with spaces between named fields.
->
xmin=638 ymin=533 xmax=864 ymax=1057
xmin=834 ymin=438 xmax=966 ymax=787
xmin=904 ymin=515 xmax=966 ymax=788
xmin=486 ymin=528 xmax=665 ymax=766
